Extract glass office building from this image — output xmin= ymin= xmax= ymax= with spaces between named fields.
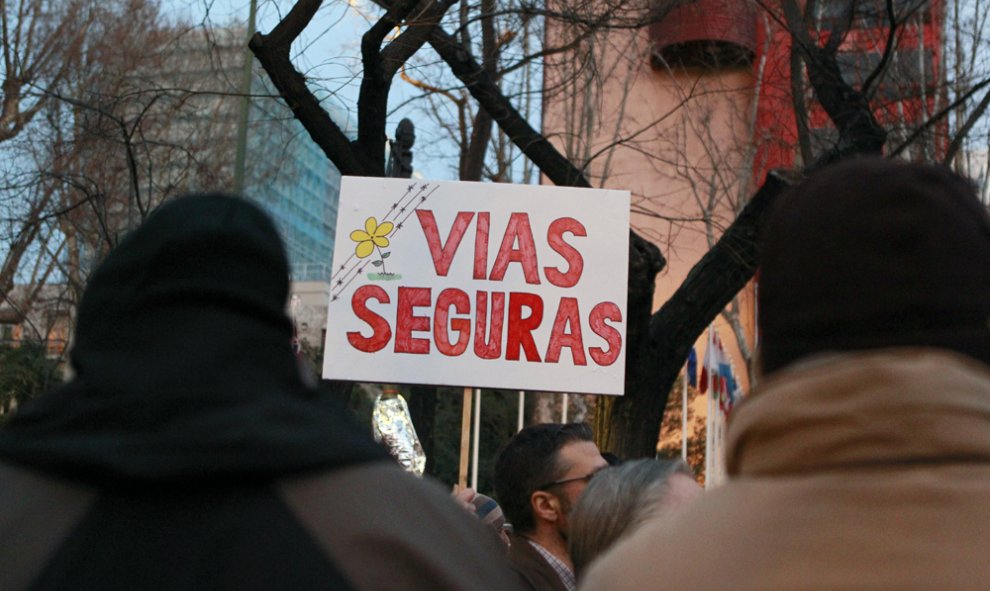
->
xmin=244 ymin=77 xmax=352 ymax=282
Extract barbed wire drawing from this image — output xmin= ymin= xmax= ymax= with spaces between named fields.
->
xmin=330 ymin=182 xmax=439 ymax=302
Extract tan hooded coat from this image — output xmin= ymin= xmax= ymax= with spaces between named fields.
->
xmin=581 ymin=349 xmax=990 ymax=590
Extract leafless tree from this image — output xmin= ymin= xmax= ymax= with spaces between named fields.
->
xmin=248 ymin=0 xmax=990 ymax=458
xmin=0 ymin=0 xmax=303 ymax=352
xmin=0 ymin=0 xmax=93 ymax=300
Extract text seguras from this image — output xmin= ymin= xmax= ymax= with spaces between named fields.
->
xmin=345 ymin=210 xmax=623 ymax=366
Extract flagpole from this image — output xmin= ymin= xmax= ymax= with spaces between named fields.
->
xmin=720 ymin=408 xmax=727 ymax=482
xmin=719 ymin=404 xmax=726 ymax=483
xmin=705 ymin=327 xmax=714 ymax=490
xmin=517 ymin=390 xmax=525 ymax=432
xmin=706 ymin=383 xmax=713 ymax=489
xmin=714 ymin=403 xmax=723 ymax=486
xmin=713 ymin=376 xmax=719 ymax=487
xmin=713 ymin=333 xmax=725 ymax=487
xmin=681 ymin=367 xmax=688 ymax=461
xmin=471 ymin=388 xmax=481 ymax=490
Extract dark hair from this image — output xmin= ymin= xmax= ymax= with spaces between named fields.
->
xmin=601 ymin=452 xmax=623 ymax=466
xmin=493 ymin=423 xmax=594 ymax=535
xmin=759 ymin=157 xmax=990 ymax=375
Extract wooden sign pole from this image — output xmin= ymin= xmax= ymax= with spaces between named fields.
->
xmin=457 ymin=386 xmax=472 ymax=490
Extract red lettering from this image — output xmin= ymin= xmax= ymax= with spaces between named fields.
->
xmin=416 ymin=210 xmax=474 ymax=277
xmin=544 ymin=217 xmax=586 ymax=288
xmin=506 ymin=292 xmax=543 ymax=362
xmin=589 ymin=301 xmax=622 ymax=366
xmin=474 ymin=212 xmax=489 ymax=280
xmin=395 ymin=287 xmax=431 ymax=354
xmin=490 ymin=213 xmax=540 ymax=284
xmin=474 ymin=291 xmax=505 ymax=359
xmin=347 ymin=285 xmax=392 ymax=352
xmin=545 ymin=297 xmax=587 ymax=365
xmin=434 ymin=288 xmax=471 ymax=356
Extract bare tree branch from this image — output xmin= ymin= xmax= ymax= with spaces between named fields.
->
xmin=780 ymin=0 xmax=887 ymax=155
xmin=891 ymin=75 xmax=990 ymax=158
xmin=250 ymin=7 xmax=372 ymax=176
xmin=943 ymin=87 xmax=990 ymax=165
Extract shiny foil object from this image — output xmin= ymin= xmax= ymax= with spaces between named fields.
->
xmin=372 ymin=392 xmax=426 ymax=476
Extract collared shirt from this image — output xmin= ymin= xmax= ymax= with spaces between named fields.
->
xmin=527 ymin=539 xmax=576 ymax=591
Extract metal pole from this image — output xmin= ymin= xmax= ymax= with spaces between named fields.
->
xmin=561 ymin=393 xmax=569 ymax=423
xmin=517 ymin=390 xmax=525 ymax=432
xmin=715 ymin=406 xmax=724 ymax=486
xmin=233 ymin=0 xmax=258 ymax=194
xmin=706 ymin=379 xmax=713 ymax=490
xmin=681 ymin=370 xmax=689 ymax=461
xmin=470 ymin=388 xmax=481 ymax=490
xmin=705 ymin=328 xmax=714 ymax=490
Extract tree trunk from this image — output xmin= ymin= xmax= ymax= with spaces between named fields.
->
xmin=597 ymin=171 xmax=791 ymax=458
xmin=594 ymin=233 xmax=665 ymax=457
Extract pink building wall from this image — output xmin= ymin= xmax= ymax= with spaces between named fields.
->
xmin=542 ymin=0 xmax=946 ymax=397
xmin=542 ymin=3 xmax=760 ymax=392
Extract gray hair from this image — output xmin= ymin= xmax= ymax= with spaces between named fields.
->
xmin=568 ymin=458 xmax=695 ymax=578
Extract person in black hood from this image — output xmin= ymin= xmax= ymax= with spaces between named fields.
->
xmin=0 ymin=194 xmax=522 ymax=591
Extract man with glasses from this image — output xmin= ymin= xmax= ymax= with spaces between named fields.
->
xmin=494 ymin=423 xmax=609 ymax=591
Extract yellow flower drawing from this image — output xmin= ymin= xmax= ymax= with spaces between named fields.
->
xmin=350 ymin=217 xmax=394 ymax=258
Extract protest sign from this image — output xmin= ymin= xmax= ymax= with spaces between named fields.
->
xmin=322 ymin=177 xmax=630 ymax=395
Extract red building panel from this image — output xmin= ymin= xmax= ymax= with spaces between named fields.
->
xmin=650 ymin=0 xmax=758 ymax=67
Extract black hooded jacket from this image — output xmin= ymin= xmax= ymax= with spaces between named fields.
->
xmin=0 ymin=195 xmax=519 ymax=591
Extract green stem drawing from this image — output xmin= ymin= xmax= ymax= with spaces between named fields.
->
xmin=376 ymin=246 xmax=389 ymax=274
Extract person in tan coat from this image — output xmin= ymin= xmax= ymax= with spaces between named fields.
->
xmin=580 ymin=157 xmax=990 ymax=590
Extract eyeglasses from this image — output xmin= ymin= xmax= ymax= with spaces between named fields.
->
xmin=538 ymin=471 xmax=598 ymax=491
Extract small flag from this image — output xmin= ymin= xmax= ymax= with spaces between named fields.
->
xmin=699 ymin=329 xmax=716 ymax=395
xmin=698 ymin=329 xmax=713 ymax=394
xmin=700 ymin=329 xmax=742 ymax=413
xmin=686 ymin=347 xmax=697 ymax=388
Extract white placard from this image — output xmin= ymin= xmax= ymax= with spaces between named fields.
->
xmin=322 ymin=177 xmax=630 ymax=395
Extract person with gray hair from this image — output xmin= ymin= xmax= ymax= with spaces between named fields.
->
xmin=568 ymin=459 xmax=701 ymax=578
